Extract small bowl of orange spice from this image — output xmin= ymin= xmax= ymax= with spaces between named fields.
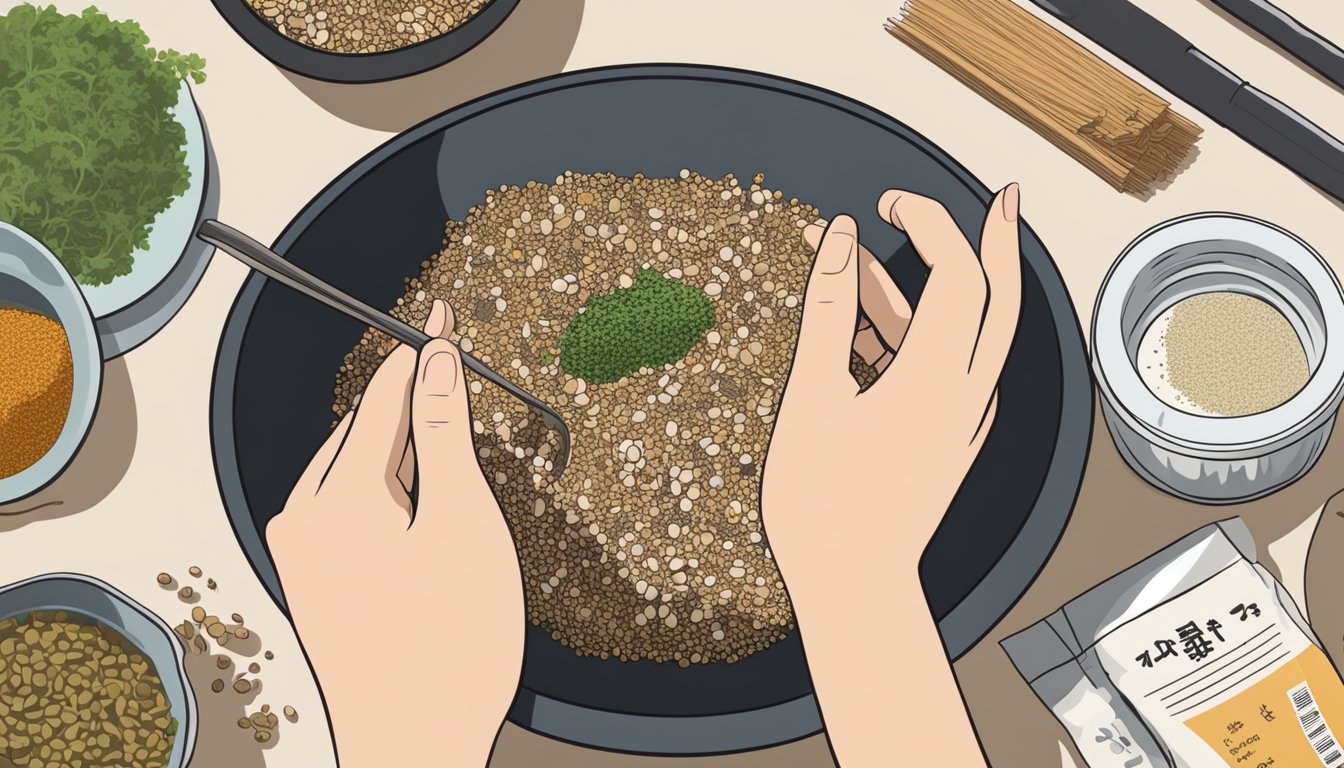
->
xmin=0 ymin=222 xmax=102 ymax=503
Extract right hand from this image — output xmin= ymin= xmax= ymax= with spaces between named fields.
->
xmin=760 ymin=186 xmax=1021 ymax=767
xmin=763 ymin=185 xmax=1021 ymax=570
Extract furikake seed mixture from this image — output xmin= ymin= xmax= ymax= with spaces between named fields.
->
xmin=1163 ymin=292 xmax=1309 ymax=416
xmin=245 ymin=0 xmax=487 ymax=53
xmin=0 ymin=611 xmax=176 ymax=767
xmin=334 ymin=170 xmax=868 ymax=665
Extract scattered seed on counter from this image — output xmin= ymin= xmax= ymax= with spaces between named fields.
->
xmin=156 ymin=572 xmax=173 ymax=585
xmin=332 ymin=171 xmax=854 ymax=664
xmin=189 ymin=566 xmax=202 ymax=578
xmin=177 ymin=586 xmax=194 ymax=600
xmin=155 ymin=569 xmax=293 ymax=749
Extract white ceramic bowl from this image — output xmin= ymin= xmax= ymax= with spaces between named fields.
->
xmin=0 ymin=223 xmax=102 ymax=504
xmin=1093 ymin=213 xmax=1344 ymax=503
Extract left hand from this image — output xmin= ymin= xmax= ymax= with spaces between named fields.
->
xmin=267 ymin=299 xmax=524 ymax=767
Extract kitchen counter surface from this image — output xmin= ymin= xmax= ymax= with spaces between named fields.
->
xmin=1 ymin=1 xmax=1341 ymax=765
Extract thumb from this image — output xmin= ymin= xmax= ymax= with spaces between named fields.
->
xmin=412 ymin=300 xmax=477 ymax=502
xmin=793 ymin=215 xmax=860 ymax=389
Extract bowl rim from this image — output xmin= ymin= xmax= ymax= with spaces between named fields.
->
xmin=0 ymin=571 xmax=198 ymax=768
xmin=209 ymin=62 xmax=1094 ymax=690
xmin=0 ymin=222 xmax=103 ymax=504
xmin=209 ymin=0 xmax=522 ymax=84
xmin=1093 ymin=212 xmax=1344 ymax=455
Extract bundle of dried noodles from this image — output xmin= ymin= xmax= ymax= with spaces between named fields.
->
xmin=887 ymin=0 xmax=1201 ymax=194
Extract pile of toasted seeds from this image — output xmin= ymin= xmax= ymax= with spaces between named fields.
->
xmin=0 ymin=611 xmax=175 ymax=767
xmin=1161 ymin=292 xmax=1309 ymax=416
xmin=244 ymin=0 xmax=488 ymax=53
xmin=158 ymin=569 xmax=296 ymax=745
xmin=333 ymin=171 xmax=864 ymax=665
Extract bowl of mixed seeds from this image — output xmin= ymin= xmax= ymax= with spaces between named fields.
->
xmin=212 ymin=66 xmax=1092 ymax=755
xmin=0 ymin=573 xmax=196 ymax=768
xmin=211 ymin=0 xmax=520 ymax=83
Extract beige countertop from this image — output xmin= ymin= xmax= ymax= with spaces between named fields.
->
xmin=1 ymin=0 xmax=1342 ymax=765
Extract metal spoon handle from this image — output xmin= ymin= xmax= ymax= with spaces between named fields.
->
xmin=197 ymin=219 xmax=570 ymax=473
xmin=199 ymin=220 xmax=431 ymax=349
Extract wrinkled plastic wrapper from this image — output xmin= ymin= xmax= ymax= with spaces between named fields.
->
xmin=1003 ymin=519 xmax=1344 ymax=767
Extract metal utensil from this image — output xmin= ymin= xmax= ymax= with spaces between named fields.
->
xmin=197 ymin=219 xmax=570 ymax=475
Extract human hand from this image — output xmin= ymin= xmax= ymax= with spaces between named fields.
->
xmin=267 ymin=299 xmax=524 ymax=768
xmin=763 ymin=186 xmax=1021 ymax=568
xmin=761 ymin=186 xmax=1021 ymax=767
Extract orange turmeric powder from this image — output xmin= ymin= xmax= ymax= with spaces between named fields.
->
xmin=0 ymin=307 xmax=73 ymax=478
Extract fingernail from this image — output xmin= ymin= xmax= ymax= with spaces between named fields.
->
xmin=422 ymin=348 xmax=460 ymax=393
xmin=1001 ymin=183 xmax=1020 ymax=223
xmin=425 ymin=300 xmax=447 ymax=337
xmin=820 ymin=218 xmax=857 ymax=275
xmin=879 ymin=191 xmax=905 ymax=228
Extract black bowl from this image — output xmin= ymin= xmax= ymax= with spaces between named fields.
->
xmin=210 ymin=65 xmax=1092 ymax=755
xmin=210 ymin=0 xmax=520 ymax=83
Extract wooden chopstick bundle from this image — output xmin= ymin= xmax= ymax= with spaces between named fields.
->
xmin=887 ymin=0 xmax=1201 ymax=194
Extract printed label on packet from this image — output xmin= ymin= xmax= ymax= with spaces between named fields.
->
xmin=1186 ymin=646 xmax=1344 ymax=767
xmin=1005 ymin=522 xmax=1344 ymax=768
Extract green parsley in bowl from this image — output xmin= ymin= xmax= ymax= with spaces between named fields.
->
xmin=0 ymin=4 xmax=211 ymax=356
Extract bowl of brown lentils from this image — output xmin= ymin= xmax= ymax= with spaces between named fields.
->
xmin=0 ymin=573 xmax=196 ymax=768
xmin=210 ymin=0 xmax=520 ymax=83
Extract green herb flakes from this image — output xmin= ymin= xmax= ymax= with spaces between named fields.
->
xmin=559 ymin=269 xmax=716 ymax=383
xmin=0 ymin=4 xmax=205 ymax=286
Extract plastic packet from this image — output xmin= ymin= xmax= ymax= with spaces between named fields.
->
xmin=1003 ymin=519 xmax=1344 ymax=767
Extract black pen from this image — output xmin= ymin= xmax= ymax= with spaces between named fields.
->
xmin=1207 ymin=0 xmax=1344 ymax=91
xmin=1028 ymin=0 xmax=1344 ymax=205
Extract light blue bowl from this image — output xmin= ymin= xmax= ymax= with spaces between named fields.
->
xmin=78 ymin=79 xmax=218 ymax=359
xmin=0 ymin=573 xmax=196 ymax=768
xmin=0 ymin=223 xmax=103 ymax=504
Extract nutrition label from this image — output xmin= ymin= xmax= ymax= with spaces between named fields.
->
xmin=1186 ymin=647 xmax=1344 ymax=767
